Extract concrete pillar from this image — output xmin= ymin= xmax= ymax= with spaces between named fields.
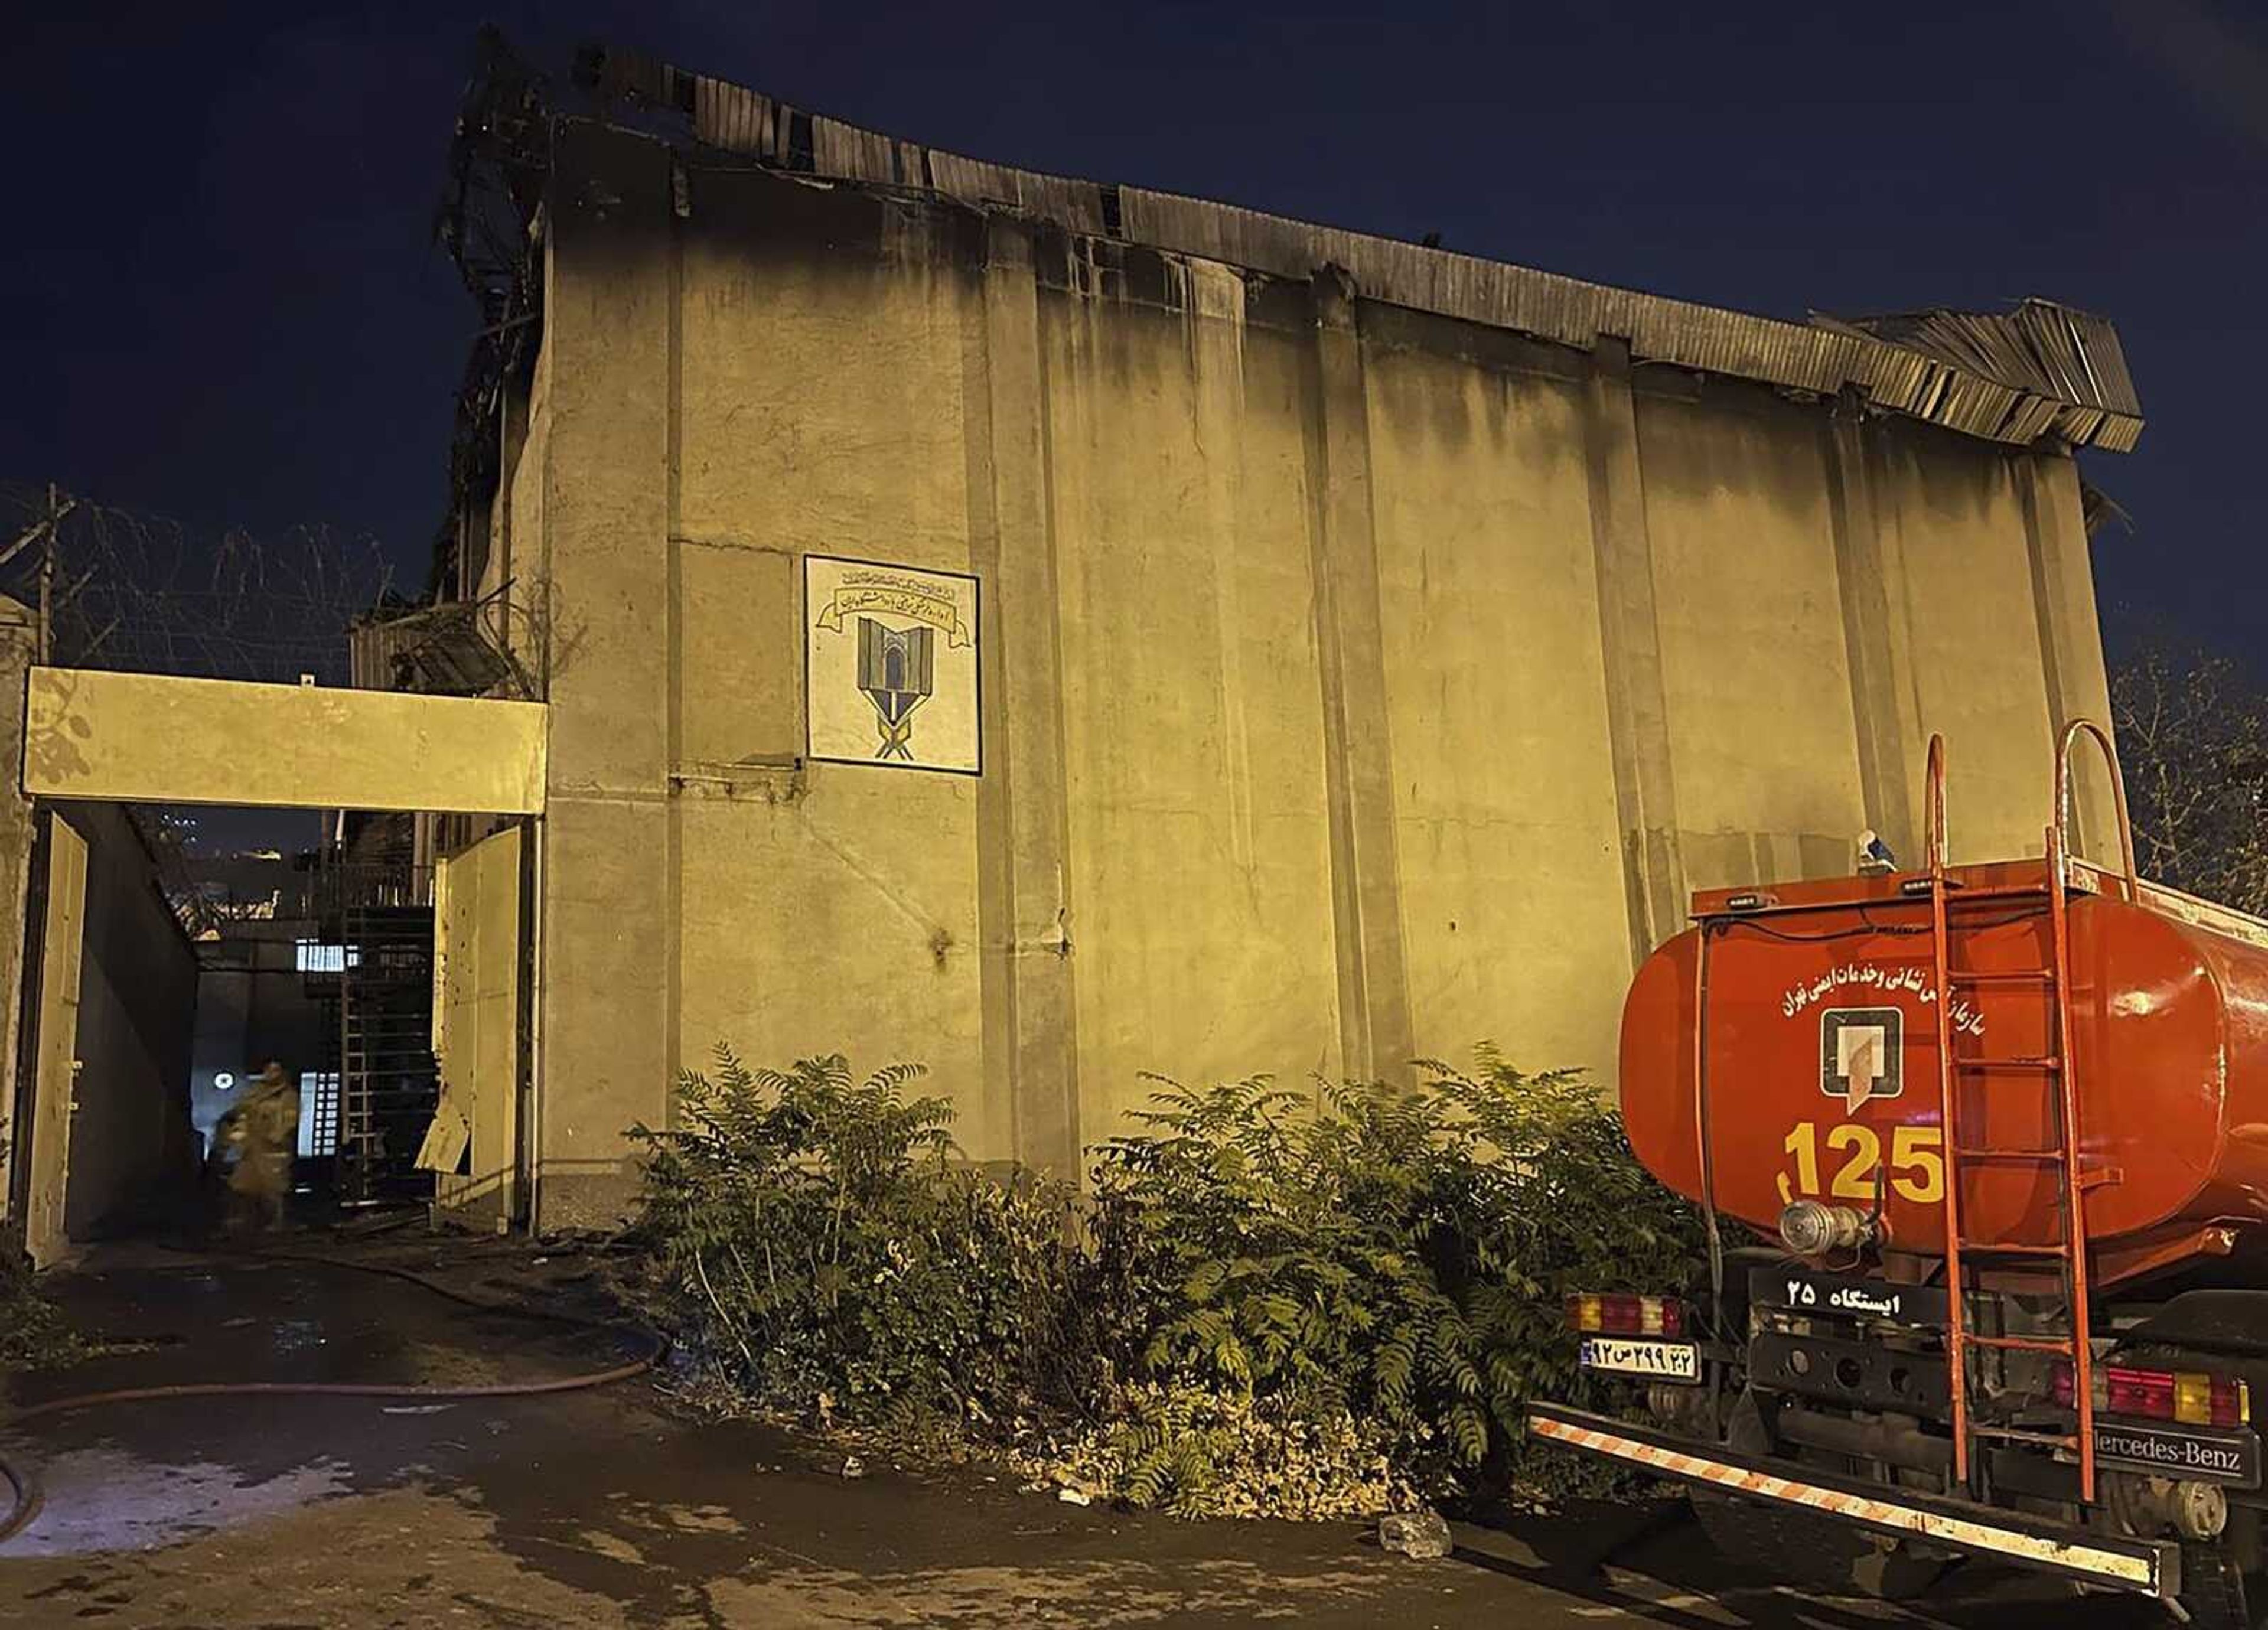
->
xmin=2021 ymin=451 xmax=2122 ymax=868
xmin=530 ymin=123 xmax=676 ymax=1231
xmin=1302 ymin=268 xmax=1413 ymax=1081
xmin=485 ymin=382 xmax=529 ymax=605
xmin=966 ymin=219 xmax=1081 ymax=1175
xmin=1823 ymin=395 xmax=1923 ymax=863
xmin=1583 ymin=338 xmax=1686 ymax=969
xmin=0 ymin=598 xmax=40 ymax=1231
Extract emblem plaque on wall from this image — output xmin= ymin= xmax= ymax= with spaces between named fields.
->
xmin=804 ymin=555 xmax=981 ymax=774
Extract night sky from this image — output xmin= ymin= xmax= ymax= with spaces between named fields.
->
xmin=5 ymin=2 xmax=2263 ymax=669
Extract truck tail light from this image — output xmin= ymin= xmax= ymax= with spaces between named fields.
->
xmin=2052 ymin=1361 xmax=2249 ymax=1428
xmin=1565 ymin=1293 xmax=1684 ymax=1338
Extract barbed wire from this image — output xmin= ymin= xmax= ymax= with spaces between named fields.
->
xmin=0 ymin=482 xmax=406 ymax=687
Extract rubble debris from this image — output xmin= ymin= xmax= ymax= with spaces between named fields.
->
xmin=1379 ymin=1508 xmax=1453 ymax=1560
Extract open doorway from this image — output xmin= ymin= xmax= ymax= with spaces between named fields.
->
xmin=11 ymin=794 xmax=532 ymax=1261
xmin=166 ymin=804 xmax=460 ymax=1218
xmin=6 ymin=661 xmax=545 ymax=1265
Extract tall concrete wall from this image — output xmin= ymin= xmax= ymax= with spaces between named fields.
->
xmin=58 ymin=803 xmax=198 ymax=1240
xmin=510 ymin=123 xmax=2116 ymax=1228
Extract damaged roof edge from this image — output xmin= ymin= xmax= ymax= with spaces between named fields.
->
xmin=575 ymin=41 xmax=2142 ymax=456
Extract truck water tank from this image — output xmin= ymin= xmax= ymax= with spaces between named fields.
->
xmin=1620 ymin=863 xmax=2268 ymax=1268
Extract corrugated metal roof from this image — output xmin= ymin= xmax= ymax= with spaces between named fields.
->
xmin=587 ymin=47 xmax=2142 ymax=454
xmin=1810 ymin=303 xmax=2140 ymax=452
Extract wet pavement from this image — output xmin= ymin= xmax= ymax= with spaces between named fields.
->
xmin=0 ymin=1244 xmax=2191 ymax=1628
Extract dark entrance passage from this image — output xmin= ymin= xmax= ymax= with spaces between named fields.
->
xmin=180 ymin=811 xmax=441 ymax=1216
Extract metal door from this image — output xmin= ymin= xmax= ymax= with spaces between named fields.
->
xmin=425 ymin=823 xmax=523 ymax=1227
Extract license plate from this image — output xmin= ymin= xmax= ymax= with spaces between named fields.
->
xmin=1749 ymin=1266 xmax=1947 ymax=1326
xmin=1580 ymin=1336 xmax=1699 ymax=1381
xmin=2089 ymin=1420 xmax=2262 ymax=1489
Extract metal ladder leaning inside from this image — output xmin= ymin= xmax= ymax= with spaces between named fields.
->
xmin=1925 ymin=720 xmax=2139 ymax=1504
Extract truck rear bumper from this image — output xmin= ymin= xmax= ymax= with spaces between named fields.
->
xmin=1526 ymin=1402 xmax=2179 ymax=1599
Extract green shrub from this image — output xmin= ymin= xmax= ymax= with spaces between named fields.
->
xmin=1011 ymin=1381 xmax=1422 ymax=1520
xmin=628 ymin=1044 xmax=1705 ymax=1512
xmin=0 ymin=1243 xmax=92 ymax=1371
xmin=1081 ymin=1051 xmax=1706 ymax=1498
xmin=627 ymin=1049 xmax=1083 ymax=1432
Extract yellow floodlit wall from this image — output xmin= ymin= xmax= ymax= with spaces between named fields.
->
xmin=493 ymin=124 xmax=2117 ymax=1231
xmin=22 ymin=668 xmax=547 ymax=814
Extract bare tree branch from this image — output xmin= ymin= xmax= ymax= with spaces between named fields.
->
xmin=2113 ymin=636 xmax=2268 ymax=915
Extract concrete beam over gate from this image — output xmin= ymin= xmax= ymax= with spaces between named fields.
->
xmin=21 ymin=667 xmax=547 ymax=814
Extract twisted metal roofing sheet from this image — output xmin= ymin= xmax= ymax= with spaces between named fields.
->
xmin=597 ymin=50 xmax=2141 ymax=453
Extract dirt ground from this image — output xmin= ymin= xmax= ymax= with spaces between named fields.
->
xmin=0 ymin=1242 xmax=2177 ymax=1628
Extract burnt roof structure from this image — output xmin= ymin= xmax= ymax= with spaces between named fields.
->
xmin=581 ymin=45 xmax=2142 ymax=451
xmin=434 ymin=31 xmax=2143 ymax=586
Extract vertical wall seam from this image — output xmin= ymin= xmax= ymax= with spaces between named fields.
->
xmin=2019 ymin=457 xmax=2070 ymax=729
xmin=1585 ymin=352 xmax=1653 ymax=972
xmin=532 ymin=223 xmax=558 ymax=1227
xmin=1348 ymin=335 xmax=1415 ymax=1079
xmin=970 ymin=219 xmax=1079 ymax=1175
xmin=1870 ymin=430 xmax=1934 ymax=797
xmin=1823 ymin=402 xmax=1916 ymax=863
xmin=965 ymin=231 xmax=1019 ymax=1168
xmin=1304 ymin=270 xmax=1413 ymax=1080
xmin=2017 ymin=458 xmax=2070 ymax=858
xmin=2019 ymin=452 xmax=2115 ymax=859
xmin=663 ymin=180 xmax=685 ymax=1125
xmin=1032 ymin=272 xmax=1080 ymax=1173
xmin=1191 ymin=265 xmax=1257 ymax=882
xmin=1299 ymin=292 xmax=1370 ymax=1075
xmin=1583 ymin=339 xmax=1684 ymax=973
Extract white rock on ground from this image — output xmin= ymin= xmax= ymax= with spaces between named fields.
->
xmin=1378 ymin=1508 xmax=1452 ymax=1560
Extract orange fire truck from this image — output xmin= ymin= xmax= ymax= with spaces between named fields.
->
xmin=1530 ymin=722 xmax=2268 ymax=1626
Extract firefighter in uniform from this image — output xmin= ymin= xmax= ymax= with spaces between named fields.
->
xmin=214 ymin=1061 xmax=299 ymax=1234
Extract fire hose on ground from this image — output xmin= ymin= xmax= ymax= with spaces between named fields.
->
xmin=0 ymin=1246 xmax=666 ymax=1547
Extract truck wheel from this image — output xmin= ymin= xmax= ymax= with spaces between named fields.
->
xmin=2111 ymin=1346 xmax=2268 ymax=1629
xmin=2178 ymin=1542 xmax=2262 ymax=1630
xmin=1691 ymin=1488 xmax=1951 ymax=1600
xmin=1690 ymin=1388 xmax=1953 ymax=1601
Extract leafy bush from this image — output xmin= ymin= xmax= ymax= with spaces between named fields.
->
xmin=1077 ymin=1052 xmax=1706 ymax=1501
xmin=0 ymin=1242 xmax=92 ymax=1371
xmin=1011 ymin=1381 xmax=1422 ymax=1520
xmin=627 ymin=1049 xmax=1083 ymax=1433
xmin=628 ymin=1045 xmax=1705 ymax=1513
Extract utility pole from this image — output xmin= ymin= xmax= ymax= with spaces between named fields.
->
xmin=1 ymin=485 xmax=74 ymax=663
xmin=36 ymin=481 xmax=58 ymax=663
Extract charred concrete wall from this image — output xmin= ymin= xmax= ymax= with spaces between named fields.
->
xmin=498 ymin=121 xmax=2113 ymax=1230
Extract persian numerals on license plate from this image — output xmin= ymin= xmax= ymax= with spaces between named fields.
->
xmin=1579 ymin=1337 xmax=1700 ymax=1382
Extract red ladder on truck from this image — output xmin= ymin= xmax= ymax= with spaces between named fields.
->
xmin=1925 ymin=721 xmax=2139 ymax=1504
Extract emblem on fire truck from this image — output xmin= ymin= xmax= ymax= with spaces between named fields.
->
xmin=1819 ymin=1007 xmax=1902 ymax=1112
